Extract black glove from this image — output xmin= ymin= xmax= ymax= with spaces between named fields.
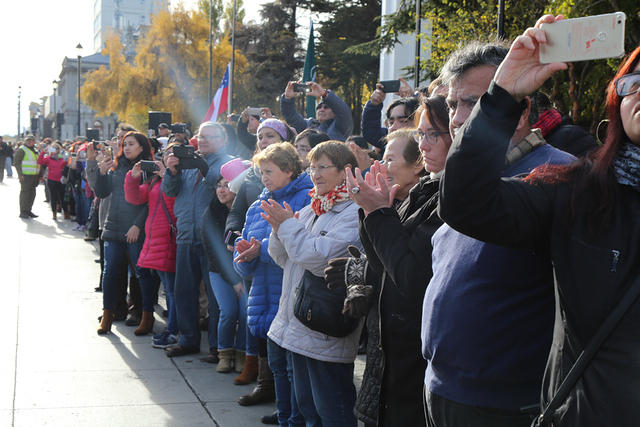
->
xmin=324 ymin=245 xmax=366 ymax=290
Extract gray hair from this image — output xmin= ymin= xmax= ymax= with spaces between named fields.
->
xmin=199 ymin=121 xmax=225 ymax=135
xmin=439 ymin=41 xmax=509 ymax=84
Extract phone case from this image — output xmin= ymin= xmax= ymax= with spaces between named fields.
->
xmin=540 ymin=12 xmax=626 ymax=64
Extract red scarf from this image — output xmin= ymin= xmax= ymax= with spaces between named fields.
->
xmin=309 ymin=182 xmax=350 ymax=216
xmin=533 ymin=109 xmax=562 ymax=137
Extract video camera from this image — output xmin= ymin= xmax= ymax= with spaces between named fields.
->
xmin=172 ymin=144 xmax=209 ymax=176
xmin=171 ymin=123 xmax=187 ymax=134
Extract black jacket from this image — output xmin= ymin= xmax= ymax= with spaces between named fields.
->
xmin=439 ymin=82 xmax=640 ymax=426
xmin=355 ymin=176 xmax=442 ymax=426
xmin=545 ymin=118 xmax=598 ymax=157
xmin=224 ymin=166 xmax=264 ymax=236
xmin=94 ymin=159 xmax=148 ymax=242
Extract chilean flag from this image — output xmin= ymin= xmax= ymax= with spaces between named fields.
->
xmin=203 ymin=64 xmax=230 ymax=123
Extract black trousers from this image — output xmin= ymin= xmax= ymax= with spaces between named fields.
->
xmin=424 ymin=388 xmax=537 ymax=427
xmin=0 ymin=156 xmax=5 ymax=182
xmin=48 ymin=179 xmax=65 ymax=213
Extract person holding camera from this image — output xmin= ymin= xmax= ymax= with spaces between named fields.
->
xmin=361 ymin=79 xmax=419 ymax=149
xmin=37 ymin=142 xmax=68 ymax=220
xmin=161 ymin=122 xmax=234 ymax=358
xmin=124 ymin=144 xmax=179 ymax=343
xmin=94 ymin=131 xmax=155 ymax=335
xmin=280 ymin=81 xmax=353 ymax=142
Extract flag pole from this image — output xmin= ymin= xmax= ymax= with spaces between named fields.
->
xmin=228 ymin=0 xmax=238 ymax=115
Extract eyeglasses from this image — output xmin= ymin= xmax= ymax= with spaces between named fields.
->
xmin=412 ymin=129 xmax=447 ymax=145
xmin=307 ymin=165 xmax=336 ymax=175
xmin=615 ymin=72 xmax=640 ymax=97
xmin=216 ymin=182 xmax=229 ymax=189
xmin=386 ymin=116 xmax=409 ymax=127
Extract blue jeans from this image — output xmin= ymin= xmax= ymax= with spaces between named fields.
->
xmin=156 ymin=270 xmax=177 ymax=335
xmin=73 ymin=189 xmax=91 ymax=225
xmin=244 ymin=278 xmax=259 ymax=356
xmin=5 ymin=157 xmax=12 ymax=177
xmin=102 ymin=240 xmax=154 ymax=312
xmin=174 ymin=243 xmax=218 ymax=350
xmin=268 ymin=339 xmax=304 ymax=427
xmin=290 ymin=352 xmax=357 ymax=427
xmin=209 ymin=272 xmax=247 ymax=350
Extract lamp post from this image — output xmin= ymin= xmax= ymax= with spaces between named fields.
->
xmin=52 ymin=80 xmax=59 ymax=140
xmin=17 ymin=86 xmax=22 ymax=139
xmin=208 ymin=1 xmax=213 ymax=104
xmin=229 ymin=0 xmax=237 ymax=114
xmin=76 ymin=43 xmax=83 ymax=137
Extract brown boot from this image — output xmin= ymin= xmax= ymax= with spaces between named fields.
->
xmin=52 ymin=211 xmax=57 ymax=220
xmin=234 ymin=354 xmax=258 ymax=385
xmin=64 ymin=211 xmax=70 ymax=220
xmin=234 ymin=350 xmax=246 ymax=373
xmin=134 ymin=311 xmax=155 ymax=336
xmin=97 ymin=309 xmax=114 ymax=335
xmin=237 ymin=357 xmax=275 ymax=406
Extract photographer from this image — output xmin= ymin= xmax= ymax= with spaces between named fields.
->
xmin=280 ymin=81 xmax=353 ymax=142
xmin=161 ymin=122 xmax=234 ymax=358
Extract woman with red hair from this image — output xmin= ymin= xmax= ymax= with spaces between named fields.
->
xmin=94 ymin=131 xmax=155 ymax=335
xmin=438 ymin=14 xmax=640 ymax=426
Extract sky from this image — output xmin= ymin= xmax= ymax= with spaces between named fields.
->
xmin=0 ymin=0 xmax=269 ymax=138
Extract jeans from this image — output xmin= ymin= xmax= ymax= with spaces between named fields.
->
xmin=102 ymin=240 xmax=154 ymax=312
xmin=268 ymin=339 xmax=304 ymax=427
xmin=156 ymin=270 xmax=178 ymax=335
xmin=209 ymin=272 xmax=247 ymax=350
xmin=5 ymin=156 xmax=12 ymax=177
xmin=290 ymin=352 xmax=357 ymax=427
xmin=174 ymin=243 xmax=218 ymax=350
xmin=243 ymin=278 xmax=259 ymax=356
xmin=73 ymin=188 xmax=91 ymax=225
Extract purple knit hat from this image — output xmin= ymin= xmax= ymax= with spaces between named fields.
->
xmin=257 ymin=118 xmax=289 ymax=141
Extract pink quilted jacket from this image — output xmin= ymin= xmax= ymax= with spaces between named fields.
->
xmin=124 ymin=171 xmax=177 ymax=272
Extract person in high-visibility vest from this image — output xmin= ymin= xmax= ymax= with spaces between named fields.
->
xmin=15 ymin=135 xmax=40 ymax=219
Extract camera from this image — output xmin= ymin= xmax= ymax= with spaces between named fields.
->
xmin=171 ymin=123 xmax=186 ymax=134
xmin=140 ymin=160 xmax=159 ymax=173
xmin=172 ymin=145 xmax=195 ymax=159
xmin=379 ymin=80 xmax=401 ymax=93
xmin=225 ymin=230 xmax=242 ymax=246
xmin=293 ymin=83 xmax=312 ymax=93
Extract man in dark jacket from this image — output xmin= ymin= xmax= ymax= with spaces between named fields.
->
xmin=0 ymin=136 xmax=10 ymax=183
xmin=421 ymin=42 xmax=574 ymax=427
xmin=162 ymin=122 xmax=234 ymax=357
xmin=280 ymin=81 xmax=353 ymax=141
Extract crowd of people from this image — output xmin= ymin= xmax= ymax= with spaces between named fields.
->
xmin=6 ymin=15 xmax=640 ymax=426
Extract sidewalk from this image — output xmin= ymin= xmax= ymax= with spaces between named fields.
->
xmin=0 ymin=176 xmax=364 ymax=427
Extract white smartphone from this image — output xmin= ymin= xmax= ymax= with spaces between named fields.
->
xmin=539 ymin=12 xmax=626 ymax=64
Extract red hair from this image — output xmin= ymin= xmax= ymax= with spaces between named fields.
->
xmin=525 ymin=45 xmax=640 ymax=231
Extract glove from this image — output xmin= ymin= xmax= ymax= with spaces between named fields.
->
xmin=324 ymin=245 xmax=367 ymax=290
xmin=324 ymin=246 xmax=372 ymax=318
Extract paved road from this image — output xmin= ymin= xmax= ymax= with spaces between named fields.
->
xmin=1 ymin=176 xmax=364 ymax=427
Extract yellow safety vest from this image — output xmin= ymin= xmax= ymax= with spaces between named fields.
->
xmin=20 ymin=146 xmax=39 ymax=175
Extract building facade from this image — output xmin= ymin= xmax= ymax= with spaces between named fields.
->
xmin=93 ymin=0 xmax=169 ymax=52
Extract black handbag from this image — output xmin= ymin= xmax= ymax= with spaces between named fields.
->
xmin=294 ymin=269 xmax=359 ymax=338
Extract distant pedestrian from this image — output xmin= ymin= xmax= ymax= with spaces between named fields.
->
xmin=15 ymin=135 xmax=40 ymax=218
xmin=0 ymin=137 xmax=11 ymax=183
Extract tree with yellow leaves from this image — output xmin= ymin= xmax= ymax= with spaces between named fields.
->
xmin=82 ymin=6 xmax=247 ymax=131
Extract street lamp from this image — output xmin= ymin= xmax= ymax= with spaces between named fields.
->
xmin=76 ymin=43 xmax=83 ymax=137
xmin=52 ymin=80 xmax=59 ymax=139
xmin=17 ymin=86 xmax=22 ymax=139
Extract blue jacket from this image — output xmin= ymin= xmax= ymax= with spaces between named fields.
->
xmin=233 ymin=173 xmax=313 ymax=338
xmin=280 ymin=91 xmax=353 ymax=141
xmin=361 ymin=101 xmax=388 ymax=149
xmin=162 ymin=149 xmax=234 ymax=245
xmin=422 ymin=143 xmax=575 ymax=410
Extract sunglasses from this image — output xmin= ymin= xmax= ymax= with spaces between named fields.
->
xmin=615 ymin=71 xmax=640 ymax=97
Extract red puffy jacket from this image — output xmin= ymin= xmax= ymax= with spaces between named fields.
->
xmin=124 ymin=171 xmax=177 ymax=272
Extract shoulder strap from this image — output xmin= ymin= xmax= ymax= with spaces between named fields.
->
xmin=158 ymin=194 xmax=176 ymax=235
xmin=535 ymin=274 xmax=640 ymax=426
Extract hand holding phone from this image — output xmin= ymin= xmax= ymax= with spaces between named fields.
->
xmin=293 ymin=83 xmax=312 ymax=93
xmin=380 ymin=80 xmax=401 ymax=93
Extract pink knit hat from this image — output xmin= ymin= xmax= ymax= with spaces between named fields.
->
xmin=221 ymin=158 xmax=250 ymax=182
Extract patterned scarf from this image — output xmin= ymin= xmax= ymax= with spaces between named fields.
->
xmin=613 ymin=140 xmax=640 ymax=192
xmin=533 ymin=109 xmax=562 ymax=137
xmin=309 ymin=182 xmax=350 ymax=216
xmin=504 ymin=129 xmax=547 ymax=168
